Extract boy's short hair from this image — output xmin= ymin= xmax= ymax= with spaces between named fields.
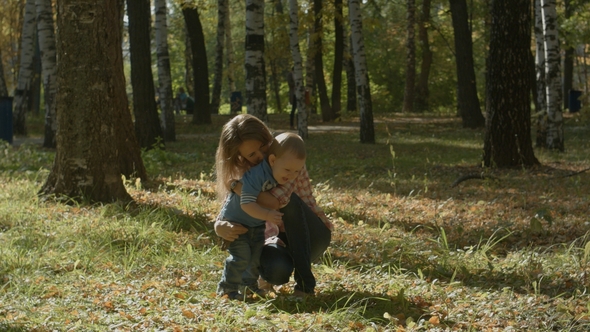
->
xmin=268 ymin=132 xmax=306 ymax=159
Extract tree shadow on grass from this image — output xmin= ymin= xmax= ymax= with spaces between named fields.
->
xmin=266 ymin=290 xmax=436 ymax=328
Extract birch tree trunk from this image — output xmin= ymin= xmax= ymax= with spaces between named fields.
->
xmin=41 ymin=0 xmax=146 ymax=202
xmin=155 ymin=0 xmax=176 ymax=142
xmin=402 ymin=0 xmax=416 ymax=113
xmin=540 ymin=0 xmax=563 ymax=151
xmin=127 ymin=0 xmax=163 ymax=149
xmin=288 ymin=0 xmax=308 ymax=139
xmin=35 ymin=0 xmax=57 ymax=148
xmin=210 ymin=0 xmax=227 ymax=114
xmin=13 ymin=0 xmax=36 ymax=136
xmin=534 ymin=0 xmax=547 ymax=147
xmin=348 ymin=0 xmax=374 ymax=143
xmin=245 ymin=0 xmax=267 ymax=121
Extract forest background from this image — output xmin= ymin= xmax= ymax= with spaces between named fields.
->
xmin=1 ymin=0 xmax=590 ymax=330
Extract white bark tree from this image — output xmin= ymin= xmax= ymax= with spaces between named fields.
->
xmin=534 ymin=0 xmax=547 ymax=147
xmin=13 ymin=0 xmax=36 ymax=136
xmin=155 ymin=0 xmax=176 ymax=142
xmin=35 ymin=0 xmax=57 ymax=148
xmin=245 ymin=0 xmax=267 ymax=121
xmin=540 ymin=0 xmax=563 ymax=151
xmin=348 ymin=0 xmax=374 ymax=143
xmin=288 ymin=0 xmax=308 ymax=139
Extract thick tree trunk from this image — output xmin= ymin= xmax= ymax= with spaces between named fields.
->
xmin=402 ymin=0 xmax=416 ymax=113
xmin=35 ymin=0 xmax=57 ymax=148
xmin=127 ymin=0 xmax=163 ymax=149
xmin=183 ymin=29 xmax=194 ymax=98
xmin=483 ymin=0 xmax=538 ymax=168
xmin=450 ymin=0 xmax=485 ymax=128
xmin=245 ymin=0 xmax=267 ymax=121
xmin=13 ymin=0 xmax=36 ymax=136
xmin=414 ymin=0 xmax=432 ymax=113
xmin=155 ymin=0 xmax=176 ymax=142
xmin=210 ymin=0 xmax=227 ymax=115
xmin=183 ymin=5 xmax=212 ymax=125
xmin=41 ymin=0 xmax=146 ymax=203
xmin=288 ymin=0 xmax=308 ymax=139
xmin=331 ymin=0 xmax=344 ymax=119
xmin=349 ymin=0 xmax=374 ymax=143
xmin=540 ymin=0 xmax=563 ymax=151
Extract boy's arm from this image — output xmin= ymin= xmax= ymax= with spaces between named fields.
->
xmin=232 ymin=181 xmax=280 ymax=210
xmin=241 ymin=202 xmax=283 ymax=226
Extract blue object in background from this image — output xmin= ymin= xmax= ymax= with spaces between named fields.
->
xmin=0 ymin=97 xmax=13 ymax=144
xmin=569 ymin=90 xmax=582 ymax=113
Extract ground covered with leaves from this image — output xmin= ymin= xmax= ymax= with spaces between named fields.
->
xmin=1 ymin=112 xmax=590 ymax=331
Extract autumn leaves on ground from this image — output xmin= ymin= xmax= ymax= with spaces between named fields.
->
xmin=1 ymin=112 xmax=590 ymax=331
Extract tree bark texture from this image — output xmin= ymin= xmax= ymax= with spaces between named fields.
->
xmin=13 ymin=0 xmax=36 ymax=136
xmin=402 ymin=0 xmax=416 ymax=113
xmin=540 ymin=0 xmax=563 ymax=151
xmin=313 ymin=0 xmax=334 ymax=122
xmin=245 ymin=0 xmax=267 ymax=121
xmin=414 ymin=0 xmax=432 ymax=113
xmin=183 ymin=4 xmax=212 ymax=125
xmin=288 ymin=0 xmax=308 ymax=139
xmin=41 ymin=0 xmax=146 ymax=202
xmin=450 ymin=0 xmax=484 ymax=128
xmin=36 ymin=0 xmax=57 ymax=148
xmin=331 ymin=0 xmax=344 ymax=119
xmin=483 ymin=0 xmax=538 ymax=168
xmin=210 ymin=0 xmax=227 ymax=115
xmin=155 ymin=0 xmax=176 ymax=142
xmin=126 ymin=0 xmax=163 ymax=149
xmin=349 ymin=0 xmax=374 ymax=143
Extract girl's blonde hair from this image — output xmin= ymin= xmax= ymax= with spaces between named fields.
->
xmin=215 ymin=114 xmax=274 ymax=200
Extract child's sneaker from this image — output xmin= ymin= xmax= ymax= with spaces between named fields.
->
xmin=223 ymin=290 xmax=243 ymax=301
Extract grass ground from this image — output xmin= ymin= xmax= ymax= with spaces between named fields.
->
xmin=1 ymin=110 xmax=590 ymax=331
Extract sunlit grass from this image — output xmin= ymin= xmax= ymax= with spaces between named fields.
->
xmin=1 ymin=111 xmax=590 ymax=330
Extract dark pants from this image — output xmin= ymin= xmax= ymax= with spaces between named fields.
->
xmin=258 ymin=193 xmax=331 ymax=293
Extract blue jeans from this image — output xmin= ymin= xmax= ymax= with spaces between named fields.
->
xmin=259 ymin=194 xmax=331 ymax=293
xmin=217 ymin=225 xmax=265 ymax=295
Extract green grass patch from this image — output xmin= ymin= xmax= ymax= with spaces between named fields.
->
xmin=1 ymin=111 xmax=590 ymax=330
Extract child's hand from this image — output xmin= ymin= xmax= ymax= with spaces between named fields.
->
xmin=266 ymin=210 xmax=283 ymax=226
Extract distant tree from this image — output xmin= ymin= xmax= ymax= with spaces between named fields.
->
xmin=349 ymin=0 xmax=374 ymax=143
xmin=483 ymin=0 xmax=538 ymax=168
xmin=414 ymin=0 xmax=432 ymax=112
xmin=402 ymin=0 xmax=416 ymax=113
xmin=562 ymin=0 xmax=574 ymax=111
xmin=154 ymin=0 xmax=176 ymax=142
xmin=245 ymin=0 xmax=267 ymax=121
xmin=314 ymin=0 xmax=334 ymax=122
xmin=344 ymin=34 xmax=357 ymax=113
xmin=288 ymin=0 xmax=308 ymax=139
xmin=210 ymin=0 xmax=227 ymax=115
xmin=540 ymin=0 xmax=563 ymax=151
xmin=12 ymin=0 xmax=36 ymax=136
xmin=126 ymin=0 xmax=163 ymax=149
xmin=40 ymin=0 xmax=146 ymax=203
xmin=225 ymin=2 xmax=237 ymax=112
xmin=0 ymin=49 xmax=7 ymax=96
xmin=449 ymin=0 xmax=485 ymax=128
xmin=331 ymin=0 xmax=344 ymax=119
xmin=35 ymin=0 xmax=57 ymax=148
xmin=182 ymin=3 xmax=212 ymax=124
